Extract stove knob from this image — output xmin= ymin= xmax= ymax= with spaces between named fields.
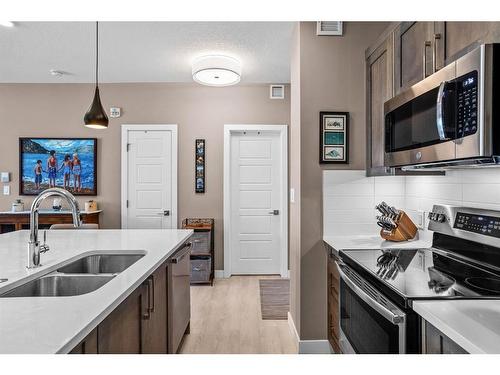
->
xmin=436 ymin=214 xmax=446 ymax=222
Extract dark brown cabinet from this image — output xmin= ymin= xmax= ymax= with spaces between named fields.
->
xmin=366 ymin=34 xmax=394 ymax=176
xmin=442 ymin=22 xmax=500 ymax=61
xmin=97 ymin=284 xmax=147 ymax=354
xmin=394 ymin=22 xmax=437 ymax=94
xmin=422 ymin=320 xmax=468 ymax=354
xmin=141 ymin=264 xmax=168 ymax=354
xmin=327 ymin=251 xmax=341 ymax=353
xmin=69 ymin=238 xmax=192 ymax=354
xmin=69 ymin=328 xmax=98 ymax=354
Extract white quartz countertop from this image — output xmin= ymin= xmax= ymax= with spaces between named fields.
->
xmin=413 ymin=299 xmax=500 ymax=354
xmin=323 ymin=231 xmax=433 ymax=255
xmin=0 ymin=228 xmax=192 ymax=354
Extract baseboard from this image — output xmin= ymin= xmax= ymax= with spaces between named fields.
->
xmin=214 ymin=270 xmax=225 ymax=279
xmin=287 ymin=312 xmax=299 ymax=353
xmin=298 ymin=340 xmax=333 ymax=354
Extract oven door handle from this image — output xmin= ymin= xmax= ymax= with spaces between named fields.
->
xmin=336 ymin=261 xmax=405 ymax=325
xmin=436 ymin=81 xmax=450 ymax=141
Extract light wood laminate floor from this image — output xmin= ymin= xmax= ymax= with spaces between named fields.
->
xmin=179 ymin=276 xmax=297 ymax=354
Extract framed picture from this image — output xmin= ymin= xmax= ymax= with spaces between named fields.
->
xmin=19 ymin=138 xmax=97 ymax=195
xmin=195 ymin=139 xmax=205 ymax=193
xmin=320 ymin=112 xmax=349 ymax=163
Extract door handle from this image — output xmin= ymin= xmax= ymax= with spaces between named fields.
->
xmin=268 ymin=210 xmax=280 ymax=215
xmin=157 ymin=210 xmax=170 ymax=216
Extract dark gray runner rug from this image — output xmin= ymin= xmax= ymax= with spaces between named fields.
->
xmin=259 ymin=279 xmax=290 ymax=320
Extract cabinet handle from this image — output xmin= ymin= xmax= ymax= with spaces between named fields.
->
xmin=433 ymin=33 xmax=442 ymax=72
xmin=142 ymin=275 xmax=154 ymax=320
xmin=170 ymin=242 xmax=192 ymax=264
xmin=423 ymin=41 xmax=432 ymax=78
xmin=148 ymin=275 xmax=155 ymax=313
xmin=142 ymin=279 xmax=151 ymax=320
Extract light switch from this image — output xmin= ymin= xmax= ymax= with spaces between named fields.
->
xmin=3 ymin=185 xmax=10 ymax=195
xmin=0 ymin=172 xmax=9 ymax=183
xmin=290 ymin=188 xmax=295 ymax=203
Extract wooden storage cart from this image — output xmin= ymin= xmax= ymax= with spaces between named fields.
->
xmin=182 ymin=218 xmax=214 ymax=286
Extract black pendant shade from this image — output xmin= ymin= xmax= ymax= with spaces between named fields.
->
xmin=84 ymin=86 xmax=108 ymax=129
xmin=84 ymin=21 xmax=108 ymax=129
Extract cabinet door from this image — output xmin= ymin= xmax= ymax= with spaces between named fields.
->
xmin=97 ymin=285 xmax=147 ymax=354
xmin=366 ymin=35 xmax=394 ymax=176
xmin=327 ymin=253 xmax=341 ymax=353
xmin=444 ymin=22 xmax=500 ymax=61
xmin=69 ymin=328 xmax=98 ymax=354
xmin=141 ymin=263 xmax=168 ymax=353
xmin=394 ymin=22 xmax=435 ymax=94
xmin=423 ymin=321 xmax=468 ymax=354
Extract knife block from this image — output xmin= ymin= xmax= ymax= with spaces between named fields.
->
xmin=380 ymin=211 xmax=418 ymax=242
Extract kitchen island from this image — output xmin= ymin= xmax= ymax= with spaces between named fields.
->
xmin=0 ymin=228 xmax=192 ymax=354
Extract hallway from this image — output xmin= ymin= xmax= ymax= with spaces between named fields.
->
xmin=180 ymin=276 xmax=297 ymax=354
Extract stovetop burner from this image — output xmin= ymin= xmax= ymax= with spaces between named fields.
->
xmin=465 ymin=277 xmax=500 ymax=293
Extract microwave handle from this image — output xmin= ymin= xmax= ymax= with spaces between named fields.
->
xmin=336 ymin=261 xmax=405 ymax=325
xmin=436 ymin=81 xmax=450 ymax=141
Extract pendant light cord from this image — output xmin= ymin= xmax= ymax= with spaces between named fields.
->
xmin=96 ymin=21 xmax=99 ymax=87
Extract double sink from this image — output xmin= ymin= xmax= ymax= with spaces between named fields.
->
xmin=0 ymin=253 xmax=144 ymax=298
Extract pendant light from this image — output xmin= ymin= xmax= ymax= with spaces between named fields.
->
xmin=84 ymin=21 xmax=108 ymax=129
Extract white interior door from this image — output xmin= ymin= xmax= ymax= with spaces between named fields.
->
xmin=123 ymin=127 xmax=177 ymax=229
xmin=229 ymin=131 xmax=283 ymax=274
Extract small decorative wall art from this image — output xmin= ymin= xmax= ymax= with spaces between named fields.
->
xmin=320 ymin=112 xmax=349 ymax=164
xmin=195 ymin=139 xmax=205 ymax=193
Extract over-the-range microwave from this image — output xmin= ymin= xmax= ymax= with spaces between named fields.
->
xmin=384 ymin=43 xmax=500 ymax=170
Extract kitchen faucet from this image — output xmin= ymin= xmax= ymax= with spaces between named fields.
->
xmin=28 ymin=187 xmax=81 ymax=268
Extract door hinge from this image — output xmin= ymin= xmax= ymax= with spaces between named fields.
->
xmin=126 ymin=200 xmax=129 ymax=208
xmin=127 ymin=143 xmax=131 ymax=152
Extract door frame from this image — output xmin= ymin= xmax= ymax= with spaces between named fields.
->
xmin=223 ymin=124 xmax=288 ymax=278
xmin=121 ymin=124 xmax=178 ymax=229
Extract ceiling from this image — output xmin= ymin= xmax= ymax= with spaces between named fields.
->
xmin=0 ymin=22 xmax=294 ymax=84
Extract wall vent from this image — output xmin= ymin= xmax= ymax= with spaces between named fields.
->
xmin=316 ymin=21 xmax=343 ymax=36
xmin=270 ymin=84 xmax=285 ymax=99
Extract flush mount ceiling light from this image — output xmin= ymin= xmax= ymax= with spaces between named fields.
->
xmin=84 ymin=21 xmax=108 ymax=129
xmin=192 ymin=55 xmax=241 ymax=87
xmin=0 ymin=21 xmax=14 ymax=28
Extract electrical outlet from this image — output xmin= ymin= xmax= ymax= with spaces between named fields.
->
xmin=416 ymin=210 xmax=425 ymax=229
xmin=3 ymin=185 xmax=10 ymax=196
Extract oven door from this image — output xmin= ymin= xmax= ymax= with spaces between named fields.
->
xmin=384 ymin=61 xmax=457 ymax=167
xmin=336 ymin=261 xmax=406 ymax=354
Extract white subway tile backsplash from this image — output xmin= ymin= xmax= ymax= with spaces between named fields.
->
xmin=324 ymin=168 xmax=500 ymax=238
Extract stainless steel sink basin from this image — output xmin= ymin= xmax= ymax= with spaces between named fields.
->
xmin=0 ymin=274 xmax=115 ymax=298
xmin=57 ymin=253 xmax=144 ymax=274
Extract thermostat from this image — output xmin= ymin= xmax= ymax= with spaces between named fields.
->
xmin=110 ymin=107 xmax=121 ymax=118
xmin=0 ymin=172 xmax=9 ymax=183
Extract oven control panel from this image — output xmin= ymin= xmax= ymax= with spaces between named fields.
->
xmin=453 ymin=212 xmax=500 ymax=238
xmin=456 ymin=71 xmax=478 ymax=138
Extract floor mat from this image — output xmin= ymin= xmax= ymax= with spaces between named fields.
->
xmin=259 ymin=279 xmax=290 ymax=320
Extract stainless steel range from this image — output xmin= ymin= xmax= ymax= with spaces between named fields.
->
xmin=337 ymin=204 xmax=500 ymax=354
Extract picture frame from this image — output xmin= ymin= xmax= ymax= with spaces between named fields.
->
xmin=195 ymin=139 xmax=205 ymax=193
xmin=19 ymin=137 xmax=97 ymax=196
xmin=320 ymin=112 xmax=349 ymax=164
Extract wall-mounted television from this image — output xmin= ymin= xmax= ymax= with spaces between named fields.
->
xmin=19 ymin=138 xmax=97 ymax=196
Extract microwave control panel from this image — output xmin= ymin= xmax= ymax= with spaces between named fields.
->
xmin=456 ymin=71 xmax=478 ymax=138
xmin=454 ymin=212 xmax=500 ymax=238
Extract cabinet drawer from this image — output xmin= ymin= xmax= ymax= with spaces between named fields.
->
xmin=190 ymin=232 xmax=211 ymax=255
xmin=191 ymin=257 xmax=211 ymax=283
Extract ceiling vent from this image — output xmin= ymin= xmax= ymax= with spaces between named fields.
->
xmin=316 ymin=21 xmax=343 ymax=36
xmin=270 ymin=84 xmax=285 ymax=99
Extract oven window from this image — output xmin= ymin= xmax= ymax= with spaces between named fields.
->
xmin=340 ymin=279 xmax=401 ymax=353
xmin=385 ymin=86 xmax=456 ymax=152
